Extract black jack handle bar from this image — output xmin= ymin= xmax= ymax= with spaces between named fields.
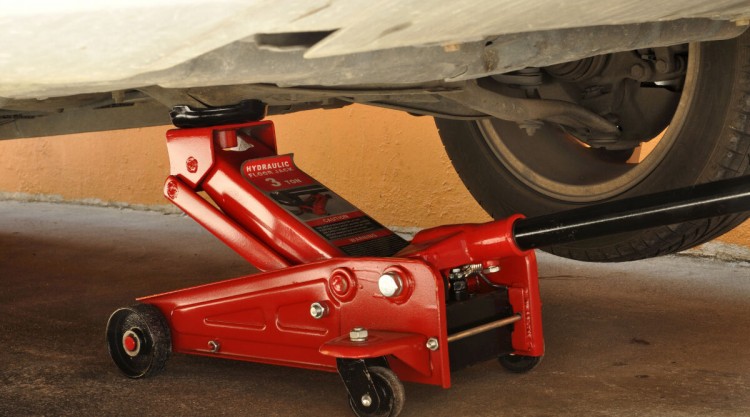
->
xmin=513 ymin=175 xmax=750 ymax=251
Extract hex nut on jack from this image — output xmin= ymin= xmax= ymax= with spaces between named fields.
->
xmin=349 ymin=327 xmax=368 ymax=342
xmin=426 ymin=337 xmax=439 ymax=351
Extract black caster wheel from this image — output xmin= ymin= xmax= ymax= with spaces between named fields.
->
xmin=348 ymin=366 xmax=405 ymax=417
xmin=106 ymin=303 xmax=171 ymax=378
xmin=498 ymin=353 xmax=543 ymax=373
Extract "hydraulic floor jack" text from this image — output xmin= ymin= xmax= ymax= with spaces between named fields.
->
xmin=106 ymin=102 xmax=750 ymax=417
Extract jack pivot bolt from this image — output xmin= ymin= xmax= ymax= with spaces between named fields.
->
xmin=378 ymin=272 xmax=403 ymax=297
xmin=349 ymin=327 xmax=368 ymax=342
xmin=426 ymin=337 xmax=439 ymax=351
xmin=208 ymin=340 xmax=220 ymax=353
xmin=309 ymin=301 xmax=329 ymax=319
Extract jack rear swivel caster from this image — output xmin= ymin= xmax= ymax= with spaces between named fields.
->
xmin=338 ymin=359 xmax=406 ymax=417
xmin=106 ymin=303 xmax=171 ymax=378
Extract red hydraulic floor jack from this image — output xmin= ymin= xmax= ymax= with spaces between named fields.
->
xmin=106 ymin=102 xmax=750 ymax=417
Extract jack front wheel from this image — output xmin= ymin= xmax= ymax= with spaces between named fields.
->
xmin=106 ymin=303 xmax=171 ymax=378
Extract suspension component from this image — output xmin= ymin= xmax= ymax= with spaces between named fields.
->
xmin=440 ymin=80 xmax=621 ymax=140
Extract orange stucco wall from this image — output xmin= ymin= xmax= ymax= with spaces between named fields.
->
xmin=0 ymin=105 xmax=747 ymax=246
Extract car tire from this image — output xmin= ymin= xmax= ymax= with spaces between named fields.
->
xmin=437 ymin=32 xmax=750 ymax=262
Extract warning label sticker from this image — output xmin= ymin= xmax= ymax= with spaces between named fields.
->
xmin=242 ymin=154 xmax=408 ymax=257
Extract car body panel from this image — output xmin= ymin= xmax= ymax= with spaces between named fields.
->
xmin=1 ymin=0 xmax=750 ymax=99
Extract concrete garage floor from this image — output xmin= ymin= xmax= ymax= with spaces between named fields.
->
xmin=0 ymin=200 xmax=748 ymax=417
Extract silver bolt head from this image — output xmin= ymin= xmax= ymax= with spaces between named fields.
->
xmin=208 ymin=340 xmax=220 ymax=353
xmin=426 ymin=337 xmax=439 ymax=351
xmin=349 ymin=327 xmax=368 ymax=342
xmin=310 ymin=302 xmax=328 ymax=319
xmin=378 ymin=272 xmax=403 ymax=297
xmin=360 ymin=393 xmax=373 ymax=407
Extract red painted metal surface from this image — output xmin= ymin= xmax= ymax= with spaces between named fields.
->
xmin=165 ymin=121 xmax=343 ymax=264
xmin=397 ymin=217 xmax=544 ymax=357
xmin=148 ymin=120 xmax=544 ymax=392
xmin=495 ymin=252 xmax=544 ymax=356
xmin=201 ymin=155 xmax=345 ymax=263
xmin=321 ymin=331 xmax=433 ymax=377
xmin=396 ymin=215 xmax=526 ymax=270
xmin=164 ymin=175 xmax=290 ymax=271
xmin=140 ymin=257 xmax=451 ymax=387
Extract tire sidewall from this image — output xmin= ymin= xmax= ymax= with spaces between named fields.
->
xmin=437 ymin=33 xmax=750 ymax=261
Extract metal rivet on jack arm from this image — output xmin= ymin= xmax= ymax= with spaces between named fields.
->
xmin=309 ymin=301 xmax=329 ymax=319
xmin=349 ymin=327 xmax=368 ymax=342
xmin=361 ymin=393 xmax=372 ymax=407
xmin=208 ymin=340 xmax=220 ymax=353
xmin=378 ymin=272 xmax=403 ymax=297
xmin=426 ymin=337 xmax=439 ymax=351
xmin=186 ymin=156 xmax=199 ymax=173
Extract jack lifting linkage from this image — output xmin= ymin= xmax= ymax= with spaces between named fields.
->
xmin=106 ymin=102 xmax=750 ymax=417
